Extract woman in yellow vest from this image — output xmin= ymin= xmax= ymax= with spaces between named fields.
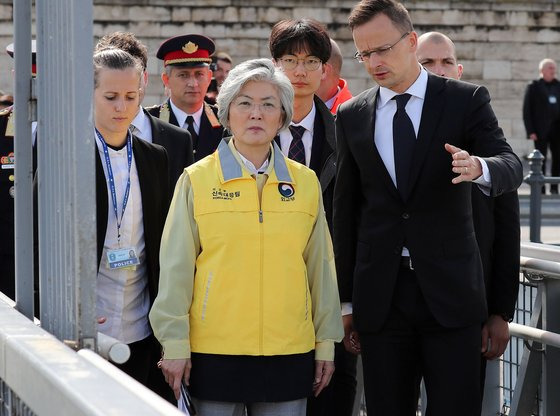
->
xmin=149 ymin=58 xmax=343 ymax=416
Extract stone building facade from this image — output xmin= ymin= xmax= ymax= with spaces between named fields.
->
xmin=2 ymin=0 xmax=560 ymax=155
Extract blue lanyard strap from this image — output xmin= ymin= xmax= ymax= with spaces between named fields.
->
xmin=95 ymin=129 xmax=133 ymax=244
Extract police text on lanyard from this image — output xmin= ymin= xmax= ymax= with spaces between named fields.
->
xmin=95 ymin=129 xmax=132 ymax=246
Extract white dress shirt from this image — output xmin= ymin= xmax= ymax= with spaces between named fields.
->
xmin=278 ymin=102 xmax=316 ymax=167
xmin=170 ymin=99 xmax=203 ymax=134
xmin=95 ymin=135 xmax=151 ymax=344
xmin=130 ymin=107 xmax=153 ymax=143
xmin=375 ymin=68 xmax=491 ymax=191
xmin=324 ymin=86 xmax=341 ymax=112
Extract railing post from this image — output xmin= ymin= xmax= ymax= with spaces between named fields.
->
xmin=13 ymin=0 xmax=34 ymax=320
xmin=524 ymin=150 xmax=545 ymax=243
xmin=481 ymin=359 xmax=501 ymax=416
xmin=542 ymin=278 xmax=560 ymax=416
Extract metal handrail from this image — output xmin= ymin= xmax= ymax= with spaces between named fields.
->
xmin=509 ymin=323 xmax=560 ymax=349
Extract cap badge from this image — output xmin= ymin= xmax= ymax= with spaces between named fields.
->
xmin=183 ymin=42 xmax=199 ymax=54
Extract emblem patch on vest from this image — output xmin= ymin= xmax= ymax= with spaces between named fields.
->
xmin=212 ymin=187 xmax=240 ymax=200
xmin=278 ymin=183 xmax=295 ymax=201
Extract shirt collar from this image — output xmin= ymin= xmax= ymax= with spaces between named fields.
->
xmin=227 ymin=138 xmax=272 ymax=176
xmin=377 ymin=66 xmax=428 ymax=109
xmin=169 ymin=99 xmax=204 ymax=128
xmin=130 ymin=107 xmax=150 ymax=136
xmin=291 ymin=100 xmax=316 ymax=133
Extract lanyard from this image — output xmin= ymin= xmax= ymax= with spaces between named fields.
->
xmin=95 ymin=129 xmax=133 ymax=245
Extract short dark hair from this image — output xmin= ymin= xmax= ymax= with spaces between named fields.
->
xmin=269 ymin=19 xmax=332 ymax=63
xmin=349 ymin=0 xmax=413 ymax=34
xmin=95 ymin=32 xmax=148 ymax=71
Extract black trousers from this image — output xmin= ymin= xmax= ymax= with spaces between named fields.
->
xmin=306 ymin=342 xmax=358 ymax=416
xmin=114 ymin=334 xmax=175 ymax=403
xmin=115 ymin=334 xmax=153 ymax=384
xmin=0 ymin=253 xmax=15 ymax=300
xmin=359 ymin=266 xmax=482 ymax=416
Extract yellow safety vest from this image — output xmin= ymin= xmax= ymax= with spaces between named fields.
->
xmin=188 ymin=140 xmax=319 ymax=356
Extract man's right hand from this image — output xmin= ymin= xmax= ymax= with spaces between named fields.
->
xmin=159 ymin=358 xmax=192 ymax=400
xmin=529 ymin=133 xmax=538 ymax=141
xmin=342 ymin=314 xmax=361 ymax=355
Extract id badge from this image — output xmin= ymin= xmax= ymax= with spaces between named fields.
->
xmin=549 ymin=95 xmax=557 ymax=104
xmin=107 ymin=247 xmax=140 ymax=270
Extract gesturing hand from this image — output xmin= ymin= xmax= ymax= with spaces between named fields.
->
xmin=445 ymin=143 xmax=482 ymax=184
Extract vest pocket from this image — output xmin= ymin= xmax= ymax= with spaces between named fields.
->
xmin=201 ymin=271 xmax=214 ymax=322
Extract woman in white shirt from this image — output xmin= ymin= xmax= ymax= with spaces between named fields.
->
xmin=93 ymin=48 xmax=170 ymax=390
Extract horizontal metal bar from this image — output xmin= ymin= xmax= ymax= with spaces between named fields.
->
xmin=96 ymin=332 xmax=130 ymax=365
xmin=521 ymin=242 xmax=560 ymax=263
xmin=520 ymin=256 xmax=560 ymax=279
xmin=509 ymin=322 xmax=560 ymax=349
xmin=0 ymin=297 xmax=183 ymax=415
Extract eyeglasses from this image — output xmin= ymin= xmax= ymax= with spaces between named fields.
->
xmin=233 ymin=99 xmax=280 ymax=114
xmin=354 ymin=32 xmax=410 ymax=63
xmin=277 ymin=55 xmax=322 ymax=71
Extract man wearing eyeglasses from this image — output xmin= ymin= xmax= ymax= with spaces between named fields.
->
xmin=333 ymin=1 xmax=523 ymax=415
xmin=269 ymin=19 xmax=337 ymax=232
xmin=269 ymin=19 xmax=348 ymax=416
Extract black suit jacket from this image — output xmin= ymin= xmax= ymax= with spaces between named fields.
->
xmin=146 ymin=99 xmax=224 ymax=162
xmin=275 ymin=97 xmax=336 ymax=228
xmin=144 ymin=108 xmax=193 ymax=190
xmin=310 ymin=96 xmax=336 ymax=229
xmin=96 ymin=136 xmax=170 ymax=304
xmin=334 ymin=73 xmax=523 ymax=331
xmin=522 ymin=78 xmax=560 ymax=140
xmin=471 ymin=189 xmax=520 ymax=320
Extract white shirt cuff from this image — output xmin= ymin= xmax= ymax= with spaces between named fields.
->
xmin=473 ymin=157 xmax=492 ymax=196
xmin=341 ymin=302 xmax=353 ymax=316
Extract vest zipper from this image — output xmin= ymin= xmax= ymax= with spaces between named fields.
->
xmin=255 ymin=177 xmax=264 ymax=354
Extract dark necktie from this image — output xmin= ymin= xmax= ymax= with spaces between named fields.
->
xmin=185 ymin=115 xmax=199 ymax=152
xmin=288 ymin=125 xmax=307 ymax=165
xmin=392 ymin=93 xmax=416 ymax=200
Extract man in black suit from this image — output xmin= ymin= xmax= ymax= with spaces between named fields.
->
xmin=334 ymin=1 xmax=523 ymax=415
xmin=95 ymin=32 xmax=193 ymax=189
xmin=523 ymin=58 xmax=560 ymax=194
xmin=269 ymin=19 xmax=347 ymax=416
xmin=147 ymin=34 xmax=224 ymax=163
xmin=417 ymin=30 xmax=520 ymax=397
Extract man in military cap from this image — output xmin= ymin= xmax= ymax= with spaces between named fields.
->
xmin=1 ymin=41 xmax=36 ymax=300
xmin=147 ymin=34 xmax=224 ymax=162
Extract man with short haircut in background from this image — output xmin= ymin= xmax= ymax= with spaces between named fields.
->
xmin=316 ymin=39 xmax=353 ymax=115
xmin=523 ymin=58 xmax=560 ymax=194
xmin=417 ymin=30 xmax=520 ymax=401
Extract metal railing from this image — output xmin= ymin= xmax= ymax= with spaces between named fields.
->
xmin=353 ymin=243 xmax=560 ymax=416
xmin=0 ymin=294 xmax=183 ymax=416
xmin=524 ymin=149 xmax=560 ymax=243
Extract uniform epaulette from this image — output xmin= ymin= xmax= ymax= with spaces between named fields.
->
xmin=158 ymin=101 xmax=170 ymax=124
xmin=4 ymin=110 xmax=14 ymax=137
xmin=204 ymin=102 xmax=221 ymax=128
